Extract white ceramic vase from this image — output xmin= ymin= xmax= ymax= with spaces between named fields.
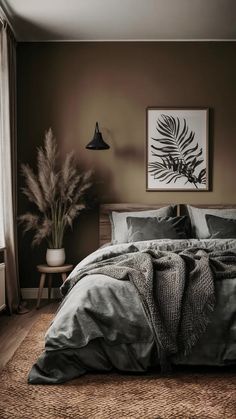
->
xmin=46 ymin=248 xmax=65 ymax=267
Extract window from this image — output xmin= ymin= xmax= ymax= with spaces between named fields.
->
xmin=0 ymin=152 xmax=4 ymax=247
xmin=0 ymin=21 xmax=5 ymax=247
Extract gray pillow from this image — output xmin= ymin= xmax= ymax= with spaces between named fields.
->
xmin=110 ymin=205 xmax=176 ymax=244
xmin=206 ymin=215 xmax=236 ymax=239
xmin=187 ymin=205 xmax=236 ymax=239
xmin=126 ymin=216 xmax=190 ymax=242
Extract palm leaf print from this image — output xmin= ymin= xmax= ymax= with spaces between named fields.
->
xmin=149 ymin=114 xmax=206 ymax=188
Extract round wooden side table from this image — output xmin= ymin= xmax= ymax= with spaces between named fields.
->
xmin=36 ymin=264 xmax=73 ymax=309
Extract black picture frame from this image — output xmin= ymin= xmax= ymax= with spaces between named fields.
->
xmin=146 ymin=107 xmax=209 ymax=191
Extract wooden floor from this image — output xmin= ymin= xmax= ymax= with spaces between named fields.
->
xmin=0 ymin=300 xmax=59 ymax=371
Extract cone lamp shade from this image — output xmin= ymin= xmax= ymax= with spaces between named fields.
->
xmin=86 ymin=122 xmax=110 ymax=150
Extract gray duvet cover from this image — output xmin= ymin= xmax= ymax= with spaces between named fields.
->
xmin=29 ymin=239 xmax=236 ymax=384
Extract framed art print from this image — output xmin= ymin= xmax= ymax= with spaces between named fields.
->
xmin=146 ymin=108 xmax=209 ymax=191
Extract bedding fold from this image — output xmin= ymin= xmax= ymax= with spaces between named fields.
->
xmin=61 ymin=245 xmax=236 ymax=370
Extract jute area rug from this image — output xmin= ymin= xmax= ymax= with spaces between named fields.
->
xmin=0 ymin=315 xmax=235 ymax=419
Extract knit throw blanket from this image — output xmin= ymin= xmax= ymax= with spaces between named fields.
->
xmin=61 ymin=247 xmax=236 ymax=369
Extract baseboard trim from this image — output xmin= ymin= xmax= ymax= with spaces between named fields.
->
xmin=21 ymin=287 xmax=61 ymax=299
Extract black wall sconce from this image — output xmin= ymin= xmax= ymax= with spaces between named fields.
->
xmin=86 ymin=122 xmax=110 ymax=150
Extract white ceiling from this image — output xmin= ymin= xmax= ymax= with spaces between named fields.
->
xmin=1 ymin=0 xmax=236 ymax=41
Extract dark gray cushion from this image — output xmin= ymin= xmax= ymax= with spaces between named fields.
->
xmin=110 ymin=205 xmax=176 ymax=244
xmin=126 ymin=216 xmax=190 ymax=242
xmin=187 ymin=205 xmax=236 ymax=238
xmin=206 ymin=214 xmax=236 ymax=239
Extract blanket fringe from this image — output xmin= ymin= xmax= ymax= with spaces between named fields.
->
xmin=177 ymin=297 xmax=215 ymax=361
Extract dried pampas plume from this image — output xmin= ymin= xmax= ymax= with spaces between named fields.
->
xmin=19 ymin=128 xmax=94 ymax=248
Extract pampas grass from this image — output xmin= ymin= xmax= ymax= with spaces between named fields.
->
xmin=19 ymin=128 xmax=93 ymax=248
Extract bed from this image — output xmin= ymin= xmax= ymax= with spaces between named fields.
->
xmin=28 ymin=203 xmax=236 ymax=384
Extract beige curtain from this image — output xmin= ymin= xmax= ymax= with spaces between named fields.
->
xmin=0 ymin=21 xmax=21 ymax=313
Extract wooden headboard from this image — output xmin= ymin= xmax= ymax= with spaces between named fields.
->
xmin=99 ymin=203 xmax=236 ymax=247
xmin=99 ymin=203 xmax=180 ymax=247
xmin=180 ymin=204 xmax=236 ymax=213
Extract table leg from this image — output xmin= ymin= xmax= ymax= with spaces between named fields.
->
xmin=48 ymin=274 xmax=52 ymax=301
xmin=61 ymin=273 xmax=67 ymax=283
xmin=37 ymin=273 xmax=46 ymax=309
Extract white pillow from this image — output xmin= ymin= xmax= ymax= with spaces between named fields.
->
xmin=187 ymin=205 xmax=236 ymax=239
xmin=110 ymin=205 xmax=176 ymax=244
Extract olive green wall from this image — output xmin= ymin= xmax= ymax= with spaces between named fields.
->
xmin=17 ymin=42 xmax=236 ymax=287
